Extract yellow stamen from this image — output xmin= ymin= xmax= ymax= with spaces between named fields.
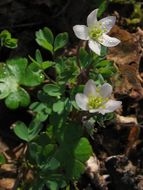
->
xmin=88 ymin=96 xmax=108 ymax=109
xmin=89 ymin=23 xmax=107 ymax=40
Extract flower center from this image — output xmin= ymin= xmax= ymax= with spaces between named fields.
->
xmin=89 ymin=23 xmax=106 ymax=40
xmin=88 ymin=96 xmax=108 ymax=110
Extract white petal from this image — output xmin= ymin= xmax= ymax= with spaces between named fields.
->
xmin=100 ymin=83 xmax=113 ymax=98
xmin=89 ymin=109 xmax=99 ymax=113
xmin=88 ymin=40 xmax=101 ymax=55
xmin=84 ymin=79 xmax=97 ymax=97
xmin=89 ymin=108 xmax=107 ymax=115
xmin=87 ymin=9 xmax=98 ymax=27
xmin=75 ymin=93 xmax=88 ymax=110
xmin=89 ymin=100 xmax=122 ymax=115
xmin=89 ymin=107 xmax=107 ymax=115
xmin=98 ymin=33 xmax=120 ymax=47
xmin=104 ymin=100 xmax=122 ymax=113
xmin=99 ymin=16 xmax=116 ymax=33
xmin=73 ymin=25 xmax=89 ymax=40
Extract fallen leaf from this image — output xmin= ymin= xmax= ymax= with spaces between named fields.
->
xmin=0 ymin=178 xmax=15 ymax=189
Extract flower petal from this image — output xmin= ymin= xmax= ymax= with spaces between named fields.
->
xmin=89 ymin=107 xmax=107 ymax=114
xmin=88 ymin=40 xmax=101 ymax=55
xmin=99 ymin=16 xmax=116 ymax=33
xmin=104 ymin=100 xmax=122 ymax=113
xmin=98 ymin=33 xmax=120 ymax=47
xmin=89 ymin=109 xmax=99 ymax=113
xmin=75 ymin=93 xmax=88 ymax=110
xmin=84 ymin=79 xmax=97 ymax=97
xmin=73 ymin=25 xmax=89 ymax=40
xmin=100 ymin=83 xmax=113 ymax=98
xmin=89 ymin=100 xmax=122 ymax=115
xmin=87 ymin=9 xmax=98 ymax=27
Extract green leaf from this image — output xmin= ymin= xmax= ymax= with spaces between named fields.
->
xmin=98 ymin=1 xmax=108 ymax=17
xmin=0 ymin=58 xmax=45 ymax=109
xmin=46 ymin=175 xmax=67 ymax=190
xmin=54 ymin=32 xmax=68 ymax=52
xmin=13 ymin=121 xmax=29 ymax=142
xmin=41 ymin=61 xmax=55 ymax=70
xmin=35 ymin=49 xmax=43 ymax=63
xmin=6 ymin=58 xmax=28 ymax=82
xmin=35 ymin=27 xmax=54 ymax=54
xmin=46 ymin=180 xmax=58 ymax=190
xmin=100 ymin=46 xmax=107 ymax=56
xmin=98 ymin=67 xmax=114 ymax=76
xmin=22 ymin=63 xmax=44 ymax=87
xmin=30 ymin=102 xmax=51 ymax=122
xmin=43 ymin=84 xmax=62 ymax=97
xmin=55 ymin=123 xmax=92 ymax=179
xmin=5 ymin=88 xmax=30 ymax=109
xmin=53 ymin=100 xmax=65 ymax=114
xmin=79 ymin=48 xmax=91 ymax=68
xmin=95 ymin=60 xmax=112 ymax=68
xmin=0 ymin=82 xmax=10 ymax=99
xmin=0 ymin=153 xmax=6 ymax=164
xmin=0 ymin=30 xmax=18 ymax=49
xmin=4 ymin=38 xmax=18 ymax=49
xmin=28 ymin=120 xmax=43 ymax=141
xmin=55 ymin=57 xmax=79 ymax=84
xmin=47 ymin=157 xmax=60 ymax=170
xmin=28 ymin=142 xmax=43 ymax=164
xmin=40 ymin=157 xmax=60 ymax=171
xmin=74 ymin=138 xmax=92 ymax=162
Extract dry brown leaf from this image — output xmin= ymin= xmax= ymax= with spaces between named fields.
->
xmin=86 ymin=155 xmax=109 ymax=189
xmin=116 ymin=115 xmax=138 ymax=125
xmin=126 ymin=126 xmax=141 ymax=155
xmin=108 ymin=26 xmax=143 ymax=99
xmin=0 ymin=178 xmax=15 ymax=189
xmin=107 ymin=26 xmax=142 ymax=66
xmin=86 ymin=155 xmax=100 ymax=178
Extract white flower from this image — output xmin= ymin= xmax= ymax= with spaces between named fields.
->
xmin=75 ymin=79 xmax=122 ymax=115
xmin=73 ymin=9 xmax=120 ymax=55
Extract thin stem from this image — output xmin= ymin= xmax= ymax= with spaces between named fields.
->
xmin=76 ymin=40 xmax=82 ymax=71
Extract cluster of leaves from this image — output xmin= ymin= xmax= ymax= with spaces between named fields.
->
xmin=0 ymin=26 xmax=117 ymax=190
xmin=0 ymin=30 xmax=17 ymax=48
xmin=0 ymin=58 xmax=44 ymax=109
xmin=110 ymin=0 xmax=143 ymax=26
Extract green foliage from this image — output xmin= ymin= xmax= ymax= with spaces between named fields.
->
xmin=36 ymin=27 xmax=69 ymax=54
xmin=55 ymin=56 xmax=79 ymax=84
xmin=98 ymin=0 xmax=108 ymax=17
xmin=0 ymin=58 xmax=44 ymax=109
xmin=13 ymin=120 xmax=43 ymax=142
xmin=29 ymin=49 xmax=56 ymax=70
xmin=0 ymin=12 xmax=119 ymax=189
xmin=13 ymin=121 xmax=29 ymax=141
xmin=0 ymin=153 xmax=6 ymax=164
xmin=110 ymin=0 xmax=143 ymax=26
xmin=43 ymin=83 xmax=63 ymax=97
xmin=27 ymin=123 xmax=92 ymax=189
xmin=0 ymin=30 xmax=18 ymax=48
xmin=36 ymin=27 xmax=54 ymax=54
xmin=126 ymin=3 xmax=143 ymax=25
xmin=79 ymin=48 xmax=92 ymax=69
xmin=30 ymin=101 xmax=52 ymax=122
xmin=89 ymin=56 xmax=116 ymax=81
xmin=53 ymin=100 xmax=65 ymax=114
xmin=54 ymin=32 xmax=68 ymax=52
